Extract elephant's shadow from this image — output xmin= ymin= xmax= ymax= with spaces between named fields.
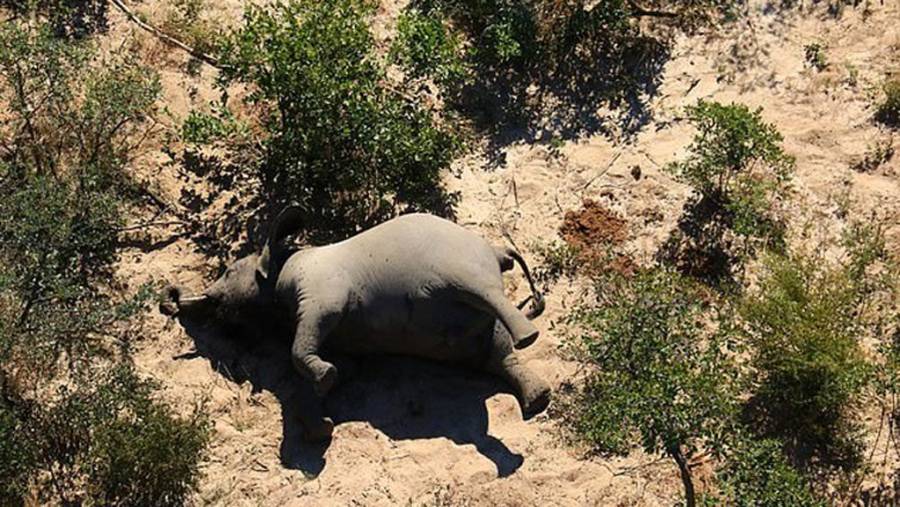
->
xmin=176 ymin=317 xmax=525 ymax=478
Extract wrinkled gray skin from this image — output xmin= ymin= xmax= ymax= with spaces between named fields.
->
xmin=162 ymin=207 xmax=550 ymax=441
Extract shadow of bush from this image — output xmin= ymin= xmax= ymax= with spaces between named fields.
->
xmin=1 ymin=0 xmax=108 ymax=38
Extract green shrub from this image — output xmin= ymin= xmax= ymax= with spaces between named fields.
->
xmin=160 ymin=0 xmax=221 ymax=55
xmin=6 ymin=365 xmax=211 ymax=506
xmin=531 ymin=241 xmax=582 ymax=288
xmin=713 ymin=438 xmax=822 ymax=506
xmin=0 ymin=0 xmax=109 ymax=38
xmin=0 ymin=21 xmax=159 ymax=371
xmin=391 ymin=10 xmax=468 ymax=95
xmin=84 ymin=367 xmax=210 ymax=507
xmin=876 ymin=79 xmax=900 ymax=127
xmin=0 ymin=388 xmax=35 ymax=506
xmin=0 ymin=20 xmax=159 ymax=371
xmin=216 ymin=0 xmax=460 ymax=240
xmin=739 ymin=236 xmax=887 ymax=470
xmin=662 ymin=101 xmax=794 ymax=285
xmin=181 ymin=108 xmax=246 ymax=146
xmin=559 ymin=267 xmax=738 ymax=507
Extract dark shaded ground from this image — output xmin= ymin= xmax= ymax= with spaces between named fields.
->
xmin=174 ymin=317 xmax=524 ymax=478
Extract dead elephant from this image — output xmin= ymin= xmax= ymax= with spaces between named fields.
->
xmin=161 ymin=207 xmax=550 ymax=441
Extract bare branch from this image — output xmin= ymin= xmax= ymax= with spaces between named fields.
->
xmin=108 ymin=0 xmax=221 ymax=68
xmin=628 ymin=0 xmax=679 ymax=18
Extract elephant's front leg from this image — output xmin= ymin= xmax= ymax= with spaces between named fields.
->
xmin=291 ymin=308 xmax=341 ymax=397
xmin=484 ymin=321 xmax=551 ymax=419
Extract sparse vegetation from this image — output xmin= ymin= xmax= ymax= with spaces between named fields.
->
xmin=876 ymin=78 xmax=900 ymax=127
xmin=159 ymin=0 xmax=221 ymax=56
xmin=215 ymin=0 xmax=461 ymax=240
xmin=804 ymin=43 xmax=828 ymax=71
xmin=661 ymin=100 xmax=794 ymax=286
xmin=851 ymin=136 xmax=894 ymax=172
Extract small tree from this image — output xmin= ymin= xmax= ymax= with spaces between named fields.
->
xmin=216 ymin=0 xmax=461 ymax=240
xmin=662 ymin=101 xmax=794 ymax=285
xmin=559 ymin=267 xmax=738 ymax=506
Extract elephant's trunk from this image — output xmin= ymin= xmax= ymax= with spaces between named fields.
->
xmin=159 ymin=285 xmax=212 ymax=317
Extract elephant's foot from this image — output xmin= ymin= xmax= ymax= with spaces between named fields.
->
xmin=490 ymin=353 xmax=551 ymax=419
xmin=302 ymin=416 xmax=334 ymax=442
xmin=512 ymin=328 xmax=539 ymax=350
xmin=503 ymin=310 xmax=539 ymax=350
xmin=313 ymin=362 xmax=337 ymax=397
xmin=296 ymin=354 xmax=338 ymax=397
xmin=519 ymin=380 xmax=550 ymax=420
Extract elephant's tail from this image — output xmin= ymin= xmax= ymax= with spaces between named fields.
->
xmin=496 ymin=246 xmax=545 ymax=320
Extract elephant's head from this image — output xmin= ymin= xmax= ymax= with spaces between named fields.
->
xmin=160 ymin=205 xmax=304 ymax=323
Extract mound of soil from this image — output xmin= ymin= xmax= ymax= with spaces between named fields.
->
xmin=559 ymin=199 xmax=628 ymax=248
xmin=559 ymin=199 xmax=635 ymax=276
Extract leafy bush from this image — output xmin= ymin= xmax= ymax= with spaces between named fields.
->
xmin=4 ymin=365 xmax=210 ymax=506
xmin=216 ymin=0 xmax=461 ymax=240
xmin=559 ymin=267 xmax=738 ymax=506
xmin=181 ymin=108 xmax=246 ymax=146
xmin=876 ymin=78 xmax=900 ymax=127
xmin=661 ymin=101 xmax=794 ymax=285
xmin=0 ymin=20 xmax=159 ymax=372
xmin=532 ymin=241 xmax=582 ymax=288
xmin=0 ymin=0 xmax=109 ymax=38
xmin=391 ymin=10 xmax=468 ymax=96
xmin=84 ymin=367 xmax=210 ymax=506
xmin=713 ymin=438 xmax=822 ymax=506
xmin=738 ymin=227 xmax=894 ymax=470
xmin=0 ymin=385 xmax=35 ymax=506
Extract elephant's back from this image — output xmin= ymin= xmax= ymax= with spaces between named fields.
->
xmin=340 ymin=213 xmax=499 ymax=274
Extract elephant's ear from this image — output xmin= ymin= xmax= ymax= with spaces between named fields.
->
xmin=257 ymin=204 xmax=304 ymax=280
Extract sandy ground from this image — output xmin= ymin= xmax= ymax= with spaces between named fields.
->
xmin=101 ymin=0 xmax=900 ymax=505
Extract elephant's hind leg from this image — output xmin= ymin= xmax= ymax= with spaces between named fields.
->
xmin=460 ymin=286 xmax=539 ymax=349
xmin=484 ymin=321 xmax=550 ymax=419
